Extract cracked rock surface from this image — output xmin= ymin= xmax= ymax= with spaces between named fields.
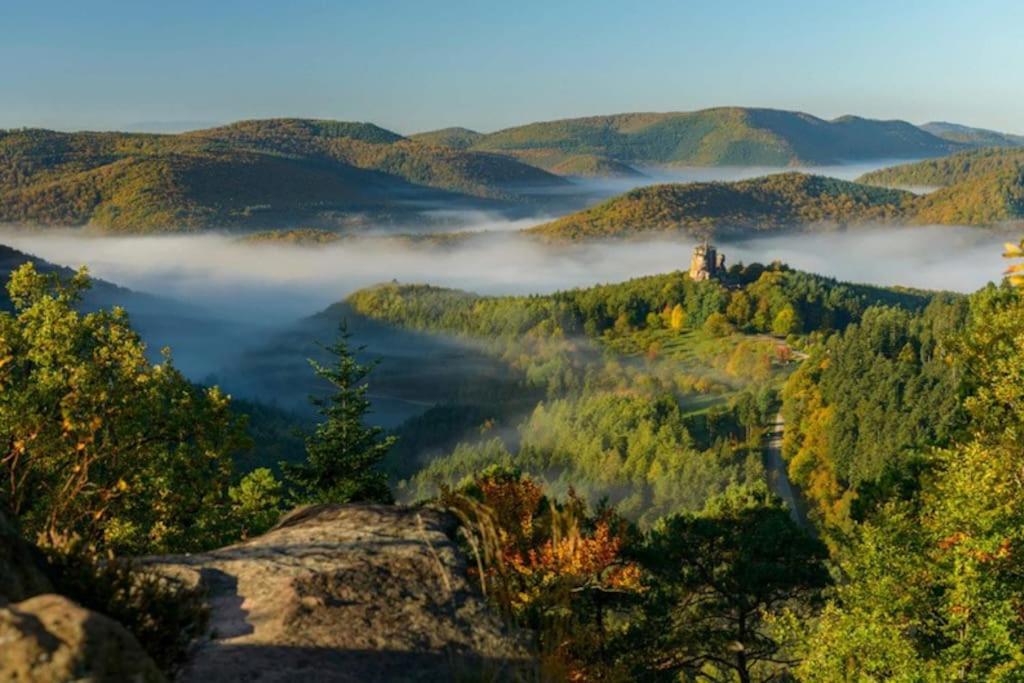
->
xmin=146 ymin=504 xmax=533 ymax=682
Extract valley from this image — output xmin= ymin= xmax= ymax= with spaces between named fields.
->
xmin=3 ymin=109 xmax=1023 ymax=682
xmin=7 ymin=2 xmax=1024 ymax=678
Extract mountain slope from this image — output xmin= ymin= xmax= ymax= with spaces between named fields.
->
xmin=0 ymin=121 xmax=567 ymax=232
xmin=858 ymin=147 xmax=1024 ymax=188
xmin=408 ymin=127 xmax=484 ymax=150
xmin=548 ymin=154 xmax=644 ymax=178
xmin=187 ymin=119 xmax=563 ymax=199
xmin=914 ymin=167 xmax=1024 ymax=225
xmin=0 ymin=243 xmax=148 ymax=311
xmin=858 ymin=148 xmax=1024 ymax=225
xmin=526 ymin=173 xmax=917 ymax=240
xmin=470 ymin=108 xmax=963 ymax=168
xmin=921 ymin=122 xmax=1024 ymax=148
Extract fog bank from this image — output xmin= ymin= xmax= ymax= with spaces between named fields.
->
xmin=0 ymin=223 xmax=1011 ymax=386
xmin=0 ymin=225 xmax=1009 ymax=327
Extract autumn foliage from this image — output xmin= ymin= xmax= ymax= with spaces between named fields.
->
xmin=442 ymin=467 xmax=642 ymax=679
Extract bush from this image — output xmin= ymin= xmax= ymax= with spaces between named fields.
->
xmin=703 ymin=311 xmax=734 ymax=337
xmin=47 ymin=546 xmax=208 ymax=674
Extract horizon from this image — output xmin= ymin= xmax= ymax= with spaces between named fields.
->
xmin=2 ymin=105 xmax=1006 ymax=137
xmin=3 ymin=1 xmax=1023 ymax=135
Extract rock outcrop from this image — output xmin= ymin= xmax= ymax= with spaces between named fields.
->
xmin=146 ymin=504 xmax=533 ymax=682
xmin=2 ymin=510 xmax=164 ymax=682
xmin=0 ymin=593 xmax=164 ymax=682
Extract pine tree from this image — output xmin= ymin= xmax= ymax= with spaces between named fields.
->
xmin=285 ymin=323 xmax=395 ymax=504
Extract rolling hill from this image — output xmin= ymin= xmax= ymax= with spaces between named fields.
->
xmin=526 ymin=172 xmax=917 ymax=240
xmin=408 ymin=127 xmax=484 ymax=150
xmin=858 ymin=147 xmax=1024 ymax=188
xmin=548 ymin=154 xmax=644 ymax=178
xmin=0 ymin=120 xmax=568 ymax=232
xmin=416 ymin=108 xmax=967 ymax=173
xmin=858 ymin=148 xmax=1024 ymax=225
xmin=0 ymin=243 xmax=140 ymax=311
xmin=921 ymin=122 xmax=1024 ymax=148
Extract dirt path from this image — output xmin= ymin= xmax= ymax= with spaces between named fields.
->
xmin=764 ymin=413 xmax=809 ymax=529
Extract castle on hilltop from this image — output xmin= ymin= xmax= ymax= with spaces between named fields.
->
xmin=689 ymin=241 xmax=725 ymax=281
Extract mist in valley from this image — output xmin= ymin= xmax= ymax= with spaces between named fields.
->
xmin=0 ymin=215 xmax=1012 ymax=428
xmin=0 ymin=222 xmax=1007 ymax=323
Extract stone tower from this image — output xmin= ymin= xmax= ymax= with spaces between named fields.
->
xmin=689 ymin=241 xmax=725 ymax=281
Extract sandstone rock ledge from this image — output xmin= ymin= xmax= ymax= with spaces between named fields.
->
xmin=146 ymin=504 xmax=533 ymax=682
xmin=0 ymin=594 xmax=164 ymax=682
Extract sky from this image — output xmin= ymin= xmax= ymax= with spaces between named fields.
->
xmin=2 ymin=0 xmax=1022 ymax=134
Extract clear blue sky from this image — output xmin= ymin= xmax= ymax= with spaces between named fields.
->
xmin=2 ymin=0 xmax=1022 ymax=134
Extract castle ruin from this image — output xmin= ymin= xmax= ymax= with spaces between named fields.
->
xmin=689 ymin=241 xmax=725 ymax=281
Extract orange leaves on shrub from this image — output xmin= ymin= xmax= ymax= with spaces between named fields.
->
xmin=477 ymin=471 xmax=543 ymax=542
xmin=512 ymin=521 xmax=642 ymax=591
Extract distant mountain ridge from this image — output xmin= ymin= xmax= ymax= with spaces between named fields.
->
xmin=921 ymin=122 xmax=1024 ymax=148
xmin=0 ymin=119 xmax=567 ymax=232
xmin=415 ymin=107 xmax=973 ymax=173
xmin=3 ymin=110 xmax=1021 ymax=234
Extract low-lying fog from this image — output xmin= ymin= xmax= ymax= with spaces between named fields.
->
xmin=1 ymin=224 xmax=1008 ymax=315
xmin=0 ymin=222 xmax=1011 ymax=388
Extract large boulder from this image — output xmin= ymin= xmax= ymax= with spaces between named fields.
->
xmin=146 ymin=504 xmax=533 ymax=682
xmin=0 ymin=593 xmax=164 ymax=682
xmin=0 ymin=510 xmax=53 ymax=604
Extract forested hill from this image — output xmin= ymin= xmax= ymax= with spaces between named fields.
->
xmin=528 ymin=165 xmax=1024 ymax=241
xmin=408 ymin=126 xmax=485 ymax=150
xmin=344 ymin=265 xmax=935 ymax=344
xmin=921 ymin=121 xmax=1024 ymax=148
xmin=0 ymin=244 xmax=145 ymax=312
xmin=417 ymin=108 xmax=965 ymax=172
xmin=0 ymin=119 xmax=567 ymax=232
xmin=527 ymin=173 xmax=917 ymax=240
xmin=858 ymin=147 xmax=1024 ymax=188
xmin=858 ymin=148 xmax=1024 ymax=225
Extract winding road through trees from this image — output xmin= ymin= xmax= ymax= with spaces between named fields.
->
xmin=764 ymin=412 xmax=809 ymax=530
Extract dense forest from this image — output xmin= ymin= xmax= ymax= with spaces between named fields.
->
xmin=3 ymin=242 xmax=1023 ymax=680
xmin=343 ymin=265 xmax=933 ymax=522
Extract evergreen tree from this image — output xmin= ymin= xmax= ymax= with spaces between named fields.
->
xmin=285 ymin=323 xmax=395 ymax=504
